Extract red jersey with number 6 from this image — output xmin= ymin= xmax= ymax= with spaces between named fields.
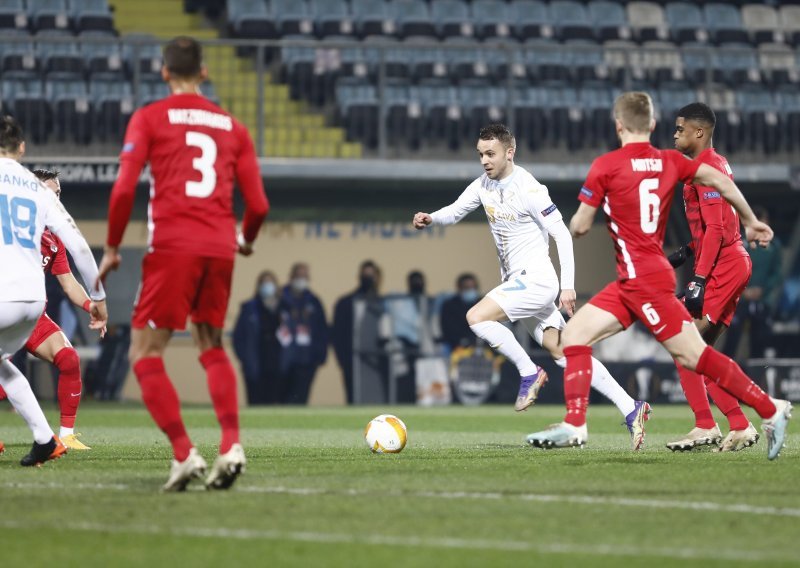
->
xmin=107 ymin=92 xmax=268 ymax=260
xmin=579 ymin=142 xmax=701 ymax=281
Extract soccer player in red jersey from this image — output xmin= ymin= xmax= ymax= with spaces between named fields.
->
xmin=526 ymin=92 xmax=792 ymax=460
xmin=665 ymin=103 xmax=759 ymax=453
xmin=0 ymin=168 xmax=106 ymax=451
xmin=97 ymin=37 xmax=269 ymax=491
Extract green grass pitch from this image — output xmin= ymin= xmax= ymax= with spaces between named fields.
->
xmin=1 ymin=403 xmax=797 ymax=567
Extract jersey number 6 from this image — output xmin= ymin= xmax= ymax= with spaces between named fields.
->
xmin=185 ymin=131 xmax=217 ymax=198
xmin=639 ymin=178 xmax=660 ymax=235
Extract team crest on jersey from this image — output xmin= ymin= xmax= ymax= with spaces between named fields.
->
xmin=485 ymin=206 xmax=496 ymax=223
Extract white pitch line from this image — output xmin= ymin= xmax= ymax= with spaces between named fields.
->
xmin=0 ymin=518 xmax=787 ymax=563
xmin=4 ymin=480 xmax=800 ymax=519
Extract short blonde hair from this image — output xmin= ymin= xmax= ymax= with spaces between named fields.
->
xmin=613 ymin=92 xmax=654 ymax=134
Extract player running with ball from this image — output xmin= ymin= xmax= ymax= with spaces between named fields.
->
xmin=414 ymin=123 xmax=651 ymax=450
xmin=526 ymin=92 xmax=791 ymax=460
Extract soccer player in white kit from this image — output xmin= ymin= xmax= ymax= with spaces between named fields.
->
xmin=413 ymin=124 xmax=651 ymax=449
xmin=0 ymin=115 xmax=107 ymax=466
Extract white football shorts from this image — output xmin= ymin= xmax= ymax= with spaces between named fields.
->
xmin=0 ymin=301 xmax=46 ymax=360
xmin=486 ymin=274 xmax=564 ymax=327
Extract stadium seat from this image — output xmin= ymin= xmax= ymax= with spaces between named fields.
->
xmin=384 ymin=80 xmax=417 ymax=147
xmin=0 ymin=35 xmax=39 ymax=74
xmin=122 ymin=35 xmax=162 ymax=77
xmin=736 ymin=86 xmax=780 ymax=154
xmin=627 ymin=2 xmax=668 ymax=43
xmin=1 ymin=75 xmax=49 ymax=143
xmin=28 ymin=0 xmax=69 ymax=31
xmin=588 ymin=1 xmax=631 ymax=42
xmin=653 ymin=81 xmax=695 ymax=147
xmin=641 ymin=40 xmax=683 ymax=86
xmin=545 ymin=83 xmax=582 ymax=150
xmin=510 ymin=0 xmax=552 ymax=41
xmin=566 ymin=39 xmax=609 ymax=84
xmin=579 ymin=81 xmax=617 ymax=149
xmin=550 ymin=1 xmax=594 ymax=42
xmin=778 ymin=86 xmax=800 ymax=151
xmin=89 ymin=75 xmax=132 ymax=142
xmin=459 ymin=82 xmax=508 ymax=142
xmin=409 ymin=43 xmax=448 ymax=83
xmin=280 ymin=37 xmax=322 ymax=103
xmin=780 ymin=5 xmax=800 ymax=47
xmin=70 ymin=0 xmax=113 ymax=33
xmin=336 ymin=77 xmax=378 ymax=148
xmin=270 ymin=0 xmax=313 ymax=37
xmin=309 ymin=0 xmax=352 ymax=38
xmin=0 ymin=0 xmax=28 ymax=30
xmin=513 ymin=85 xmax=549 ymax=151
xmin=759 ymin=43 xmax=799 ymax=87
xmin=697 ymin=83 xmax=741 ymax=154
xmin=665 ymin=2 xmax=707 ymax=44
xmin=681 ymin=42 xmax=712 ymax=86
xmin=524 ymin=39 xmax=570 ymax=83
xmin=227 ymin=0 xmax=277 ymax=40
xmin=416 ymin=81 xmax=460 ymax=149
xmin=704 ymin=3 xmax=749 ymax=45
xmin=445 ymin=37 xmax=489 ymax=83
xmin=80 ymin=34 xmax=123 ymax=75
xmin=470 ymin=0 xmax=512 ymax=40
xmin=389 ymin=0 xmax=435 ymax=40
xmin=45 ymin=76 xmax=91 ymax=143
xmin=431 ymin=0 xmax=472 ymax=40
xmin=351 ymin=0 xmax=393 ymax=38
xmin=603 ymin=39 xmax=640 ymax=86
xmin=712 ymin=43 xmax=760 ymax=88
xmin=36 ymin=35 xmax=84 ymax=76
xmin=741 ymin=4 xmax=781 ymax=46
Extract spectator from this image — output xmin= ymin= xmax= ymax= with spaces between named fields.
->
xmin=233 ymin=271 xmax=283 ymax=405
xmin=439 ymin=273 xmax=481 ymax=353
xmin=333 ymin=260 xmax=383 ymax=403
xmin=723 ymin=207 xmax=783 ymax=359
xmin=277 ymin=263 xmax=329 ymax=404
xmin=383 ymin=270 xmax=436 ymax=402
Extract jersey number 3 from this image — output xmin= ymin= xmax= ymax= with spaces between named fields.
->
xmin=639 ymin=179 xmax=660 ymax=234
xmin=185 ymin=131 xmax=217 ymax=198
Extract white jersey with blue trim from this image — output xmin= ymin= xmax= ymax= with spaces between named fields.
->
xmin=0 ymin=158 xmax=105 ymax=303
xmin=430 ymin=165 xmax=566 ymax=284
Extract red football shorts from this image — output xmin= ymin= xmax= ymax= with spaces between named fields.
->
xmin=132 ymin=251 xmax=234 ymax=331
xmin=700 ymin=252 xmax=751 ymax=327
xmin=589 ymin=269 xmax=692 ymax=342
xmin=24 ymin=312 xmax=63 ymax=352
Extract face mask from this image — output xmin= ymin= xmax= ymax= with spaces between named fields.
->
xmin=460 ymin=289 xmax=479 ymax=303
xmin=259 ymin=282 xmax=276 ymax=300
xmin=291 ymin=278 xmax=309 ymax=292
xmin=359 ymin=275 xmax=375 ymax=292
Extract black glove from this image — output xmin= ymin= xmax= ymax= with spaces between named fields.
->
xmin=684 ymin=275 xmax=706 ymax=318
xmin=667 ymin=244 xmax=694 ymax=268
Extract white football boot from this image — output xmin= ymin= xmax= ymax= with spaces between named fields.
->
xmin=162 ymin=448 xmax=207 ymax=492
xmin=666 ymin=424 xmax=722 ymax=452
xmin=526 ymin=422 xmax=588 ymax=449
xmin=206 ymin=443 xmax=246 ymax=490
xmin=763 ymin=399 xmax=793 ymax=461
xmin=716 ymin=423 xmax=759 ymax=452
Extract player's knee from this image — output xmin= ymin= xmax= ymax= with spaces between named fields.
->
xmin=465 ymin=306 xmax=484 ymax=326
xmin=54 ymin=347 xmax=80 ymax=374
xmin=674 ymin=350 xmax=701 ymax=371
xmin=561 ymin=326 xmax=581 ymax=349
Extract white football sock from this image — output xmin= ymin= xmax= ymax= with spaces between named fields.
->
xmin=470 ymin=321 xmax=539 ymax=377
xmin=0 ymin=360 xmax=54 ymax=444
xmin=554 ymin=356 xmax=635 ymax=417
xmin=59 ymin=427 xmax=74 ymax=438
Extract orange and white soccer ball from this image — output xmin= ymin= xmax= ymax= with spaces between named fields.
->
xmin=364 ymin=414 xmax=408 ymax=453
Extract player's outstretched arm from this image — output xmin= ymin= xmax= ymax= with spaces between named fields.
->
xmin=413 ymin=212 xmax=432 ymax=229
xmin=569 ymin=203 xmax=597 ymax=238
xmin=691 ymin=164 xmax=773 ymax=248
xmin=56 ymin=272 xmax=107 ymax=336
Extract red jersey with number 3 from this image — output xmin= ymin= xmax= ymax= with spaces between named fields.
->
xmin=579 ymin=142 xmax=701 ymax=281
xmin=682 ymin=148 xmax=747 ymax=277
xmin=108 ymin=93 xmax=267 ymax=260
xmin=41 ymin=228 xmax=71 ymax=276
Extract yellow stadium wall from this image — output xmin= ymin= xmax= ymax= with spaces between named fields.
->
xmin=77 ymin=220 xmax=616 ymax=405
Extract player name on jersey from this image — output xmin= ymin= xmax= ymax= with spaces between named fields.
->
xmin=630 ymin=158 xmax=663 ymax=172
xmin=167 ymin=109 xmax=232 ymax=131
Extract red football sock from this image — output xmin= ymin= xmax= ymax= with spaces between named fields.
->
xmin=200 ymin=347 xmax=240 ymax=454
xmin=676 ymin=363 xmax=715 ymax=429
xmin=695 ymin=346 xmax=776 ymax=419
xmin=133 ymin=357 xmax=192 ymax=461
xmin=0 ymin=383 xmax=6 ymax=401
xmin=704 ymin=377 xmax=749 ymax=431
xmin=563 ymin=345 xmax=593 ymax=427
xmin=54 ymin=348 xmax=81 ymax=429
